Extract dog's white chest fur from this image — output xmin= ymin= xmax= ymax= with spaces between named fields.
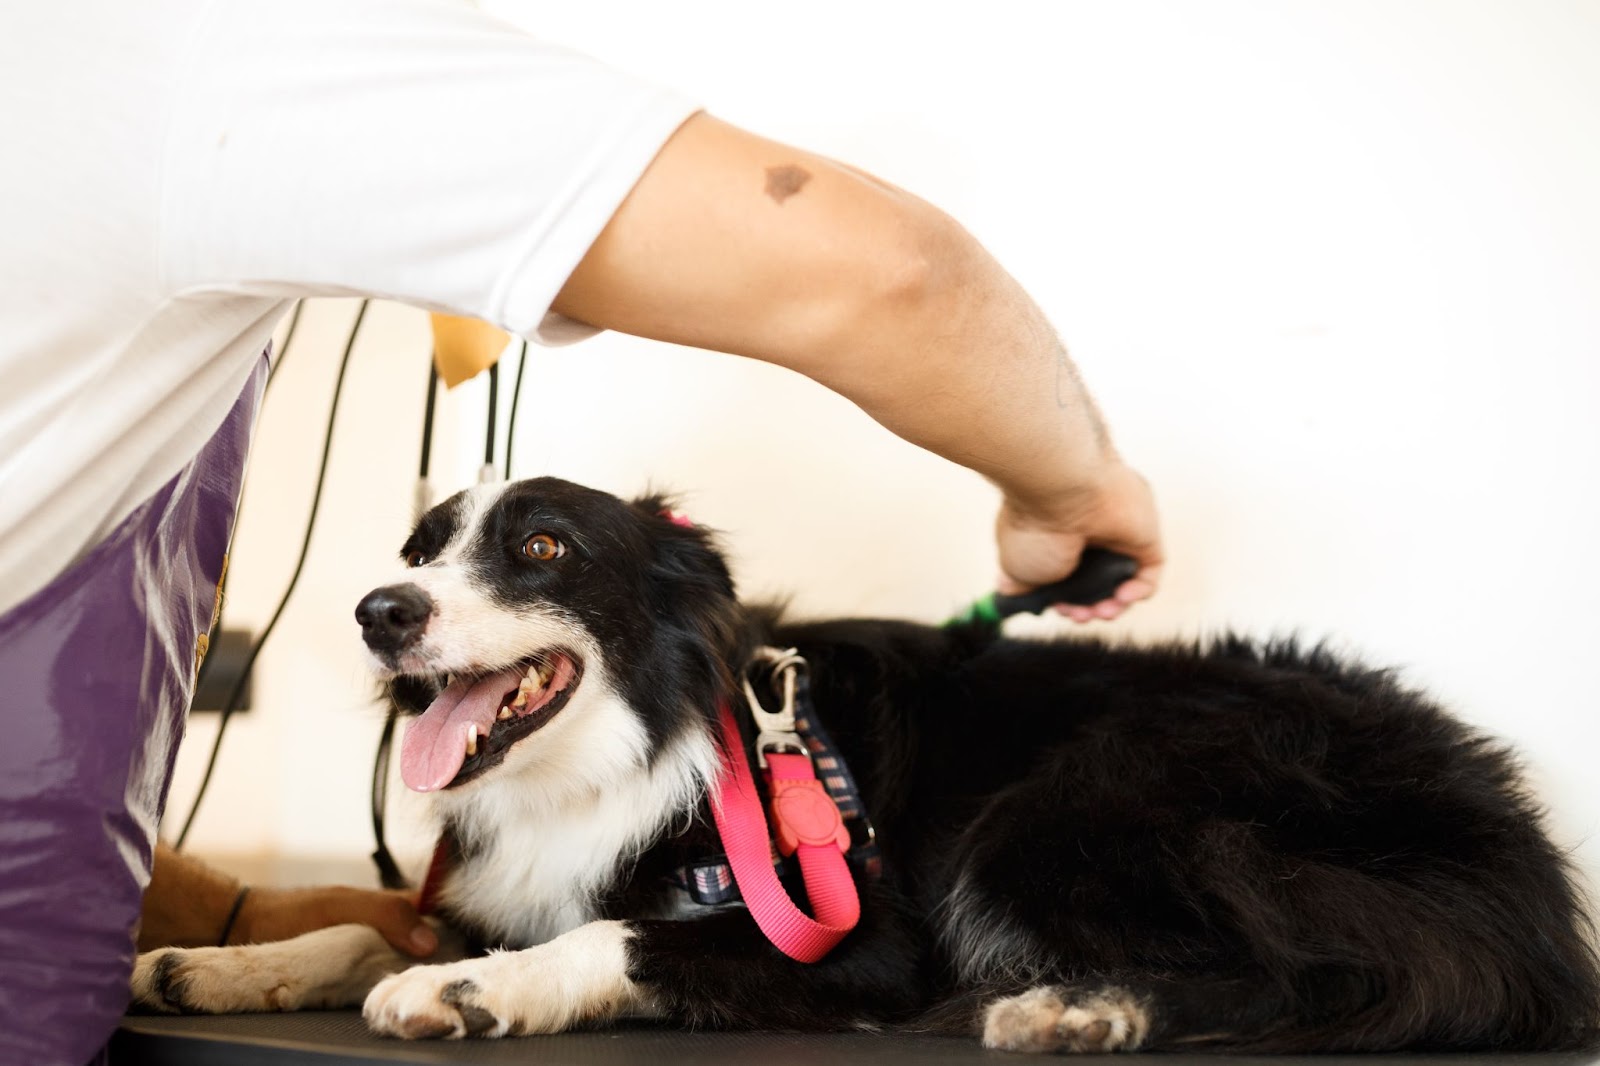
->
xmin=433 ymin=715 xmax=717 ymax=948
xmin=441 ymin=794 xmax=640 ymax=946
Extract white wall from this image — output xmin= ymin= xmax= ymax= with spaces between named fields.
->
xmin=171 ymin=1 xmax=1600 ymax=890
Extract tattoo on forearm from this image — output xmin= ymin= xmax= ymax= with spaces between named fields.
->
xmin=764 ymin=164 xmax=812 ymax=205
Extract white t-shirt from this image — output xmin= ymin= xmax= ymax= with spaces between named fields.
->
xmin=0 ymin=0 xmax=698 ymax=615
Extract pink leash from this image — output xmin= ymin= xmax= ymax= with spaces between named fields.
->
xmin=416 ymin=698 xmax=862 ymax=959
xmin=710 ymin=699 xmax=860 ymax=963
xmin=665 ymin=511 xmax=859 ymax=959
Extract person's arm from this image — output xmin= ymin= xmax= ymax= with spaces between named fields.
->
xmin=553 ymin=114 xmax=1161 ymax=620
xmin=139 ymin=842 xmax=437 ymax=956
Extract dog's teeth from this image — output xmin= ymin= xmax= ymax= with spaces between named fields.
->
xmin=497 ymin=706 xmax=513 ymax=720
xmin=464 ymin=724 xmax=478 ymax=757
xmin=510 ymin=690 xmax=529 ymax=709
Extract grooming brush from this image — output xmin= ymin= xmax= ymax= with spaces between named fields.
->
xmin=953 ymin=548 xmax=1139 ymax=625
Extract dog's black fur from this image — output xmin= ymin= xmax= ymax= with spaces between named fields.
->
xmin=382 ymin=477 xmax=1600 ymax=1051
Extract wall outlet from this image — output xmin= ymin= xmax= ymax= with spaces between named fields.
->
xmin=191 ymin=628 xmax=256 ymax=713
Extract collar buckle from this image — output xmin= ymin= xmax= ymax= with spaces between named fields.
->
xmin=742 ymin=646 xmax=808 ymax=768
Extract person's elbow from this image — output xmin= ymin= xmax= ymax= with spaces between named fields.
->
xmin=791 ymin=204 xmax=977 ymax=369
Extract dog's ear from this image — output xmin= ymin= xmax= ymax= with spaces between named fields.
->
xmin=629 ymin=490 xmax=686 ymax=529
xmin=627 ymin=493 xmax=737 ymax=603
xmin=629 ymin=490 xmax=676 ymax=520
xmin=627 ymin=492 xmax=753 ymax=699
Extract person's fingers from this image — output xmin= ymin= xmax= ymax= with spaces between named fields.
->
xmin=1114 ymin=577 xmax=1156 ymax=605
xmin=1047 ymin=571 xmax=1165 ymax=623
xmin=994 ymin=515 xmax=1089 ymax=592
xmin=995 ymin=572 xmax=1029 ymax=597
xmin=988 ymin=464 xmax=1164 ymax=623
xmin=353 ymin=890 xmax=437 ymax=957
xmin=407 ymin=923 xmax=440 ymax=956
xmin=985 ymin=518 xmax=1152 ymax=617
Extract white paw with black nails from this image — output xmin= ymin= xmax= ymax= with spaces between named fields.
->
xmin=362 ymin=920 xmax=654 ymax=1039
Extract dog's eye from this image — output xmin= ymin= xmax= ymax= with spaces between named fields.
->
xmin=523 ymin=534 xmax=565 ymax=562
xmin=405 ymin=550 xmax=427 ymax=568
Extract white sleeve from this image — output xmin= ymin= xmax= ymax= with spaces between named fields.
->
xmin=158 ymin=0 xmax=699 ymax=345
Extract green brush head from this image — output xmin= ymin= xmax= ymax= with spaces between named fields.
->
xmin=947 ymin=593 xmax=1002 ymax=628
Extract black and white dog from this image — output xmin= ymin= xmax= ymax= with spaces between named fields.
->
xmin=135 ymin=477 xmax=1600 ymax=1052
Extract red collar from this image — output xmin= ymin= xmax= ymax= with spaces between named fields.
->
xmin=416 ymin=835 xmax=454 ymax=918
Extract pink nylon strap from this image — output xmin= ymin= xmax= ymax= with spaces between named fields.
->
xmin=710 ymin=701 xmax=861 ymax=962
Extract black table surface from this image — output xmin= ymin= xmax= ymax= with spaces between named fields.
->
xmin=114 ymin=1013 xmax=1600 ymax=1066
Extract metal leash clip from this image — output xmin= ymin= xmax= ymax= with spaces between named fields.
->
xmin=741 ymin=646 xmax=810 ymax=768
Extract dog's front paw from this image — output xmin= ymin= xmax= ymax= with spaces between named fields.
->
xmin=364 ymin=964 xmax=516 ymax=1039
xmin=130 ymin=924 xmax=411 ymax=1015
xmin=363 ymin=920 xmax=651 ymax=1040
xmin=130 ymin=945 xmax=312 ymax=1014
xmin=131 ymin=949 xmax=198 ymax=1013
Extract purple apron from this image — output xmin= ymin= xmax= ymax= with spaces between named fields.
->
xmin=0 ymin=360 xmax=266 ymax=1065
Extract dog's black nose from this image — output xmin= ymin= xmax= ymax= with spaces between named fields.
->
xmin=356 ymin=584 xmax=433 ymax=653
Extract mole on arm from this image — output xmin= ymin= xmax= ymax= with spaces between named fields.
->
xmin=763 ymin=164 xmax=812 ymax=205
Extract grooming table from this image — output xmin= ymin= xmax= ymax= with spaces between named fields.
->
xmin=115 ymin=1014 xmax=991 ymax=1064
xmin=113 ymin=1014 xmax=1600 ymax=1066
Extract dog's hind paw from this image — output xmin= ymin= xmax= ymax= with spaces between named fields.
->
xmin=982 ymin=985 xmax=1148 ymax=1053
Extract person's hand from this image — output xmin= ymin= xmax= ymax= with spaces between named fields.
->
xmin=230 ymin=884 xmax=438 ymax=957
xmin=995 ymin=461 xmax=1163 ymax=623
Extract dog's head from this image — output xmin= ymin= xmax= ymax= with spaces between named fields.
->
xmin=356 ymin=477 xmax=747 ymax=799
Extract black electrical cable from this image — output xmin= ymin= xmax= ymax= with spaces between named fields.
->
xmin=419 ymin=363 xmax=439 ymax=480
xmin=484 ymin=360 xmax=499 ymax=469
xmin=367 ymin=354 xmax=444 ymax=891
xmin=174 ymin=299 xmax=369 ymax=850
xmin=369 ymin=704 xmax=406 ymax=889
xmin=504 ymin=339 xmax=528 ymax=481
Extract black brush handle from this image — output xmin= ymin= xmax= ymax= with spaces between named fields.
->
xmin=991 ymin=548 xmax=1139 ymax=618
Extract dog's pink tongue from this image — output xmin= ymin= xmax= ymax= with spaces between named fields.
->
xmin=401 ymin=668 xmax=521 ymax=793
